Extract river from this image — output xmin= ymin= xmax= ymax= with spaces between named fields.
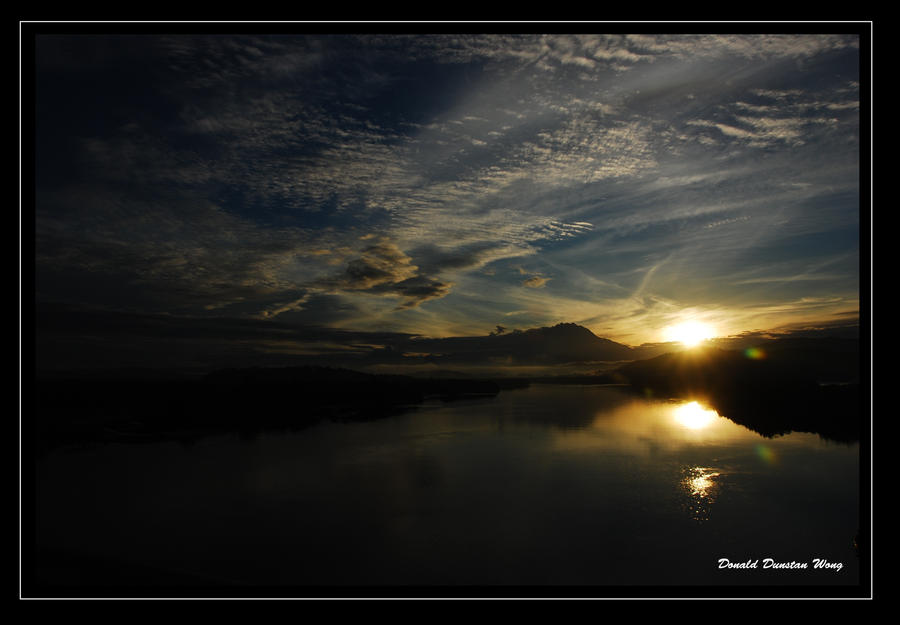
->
xmin=34 ymin=384 xmax=862 ymax=592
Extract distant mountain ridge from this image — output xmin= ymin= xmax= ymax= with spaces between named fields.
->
xmin=400 ymin=322 xmax=637 ymax=365
xmin=35 ymin=301 xmax=860 ymax=375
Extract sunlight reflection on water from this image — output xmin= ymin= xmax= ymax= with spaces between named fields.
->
xmin=672 ymin=401 xmax=719 ymax=430
xmin=682 ymin=466 xmax=722 ymax=523
xmin=35 ymin=385 xmax=860 ymax=586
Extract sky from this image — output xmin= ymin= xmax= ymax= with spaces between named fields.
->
xmin=31 ymin=29 xmax=864 ymax=369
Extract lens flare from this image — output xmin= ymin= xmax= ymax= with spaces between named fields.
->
xmin=755 ymin=444 xmax=777 ymax=465
xmin=744 ymin=347 xmax=766 ymax=360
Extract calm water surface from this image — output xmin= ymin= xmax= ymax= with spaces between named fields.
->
xmin=35 ymin=385 xmax=860 ymax=587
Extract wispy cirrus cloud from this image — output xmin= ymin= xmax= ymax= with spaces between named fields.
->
xmin=34 ymin=32 xmax=863 ymax=348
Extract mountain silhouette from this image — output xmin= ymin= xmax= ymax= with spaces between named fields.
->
xmin=396 ymin=322 xmax=637 ymax=365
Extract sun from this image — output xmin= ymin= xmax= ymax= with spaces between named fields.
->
xmin=664 ymin=321 xmax=716 ymax=347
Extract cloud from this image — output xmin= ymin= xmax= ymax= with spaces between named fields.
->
xmin=310 ymin=240 xmax=455 ymax=311
xmin=33 ymin=33 xmax=862 ymax=346
xmin=681 ymin=82 xmax=858 ymax=150
xmin=326 ymin=242 xmax=418 ymax=291
xmin=623 ymin=34 xmax=857 ymax=62
xmin=392 ymin=276 xmax=455 ymax=309
xmin=522 ymin=276 xmax=550 ymax=289
xmin=257 ymin=295 xmax=311 ymax=319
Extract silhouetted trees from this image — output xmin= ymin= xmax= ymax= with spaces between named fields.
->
xmin=33 ymin=336 xmax=862 ymax=449
xmin=613 ymin=345 xmax=860 ymax=442
xmin=34 ymin=367 xmax=508 ymax=451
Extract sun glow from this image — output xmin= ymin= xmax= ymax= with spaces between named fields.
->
xmin=672 ymin=401 xmax=719 ymax=430
xmin=664 ymin=321 xmax=716 ymax=347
